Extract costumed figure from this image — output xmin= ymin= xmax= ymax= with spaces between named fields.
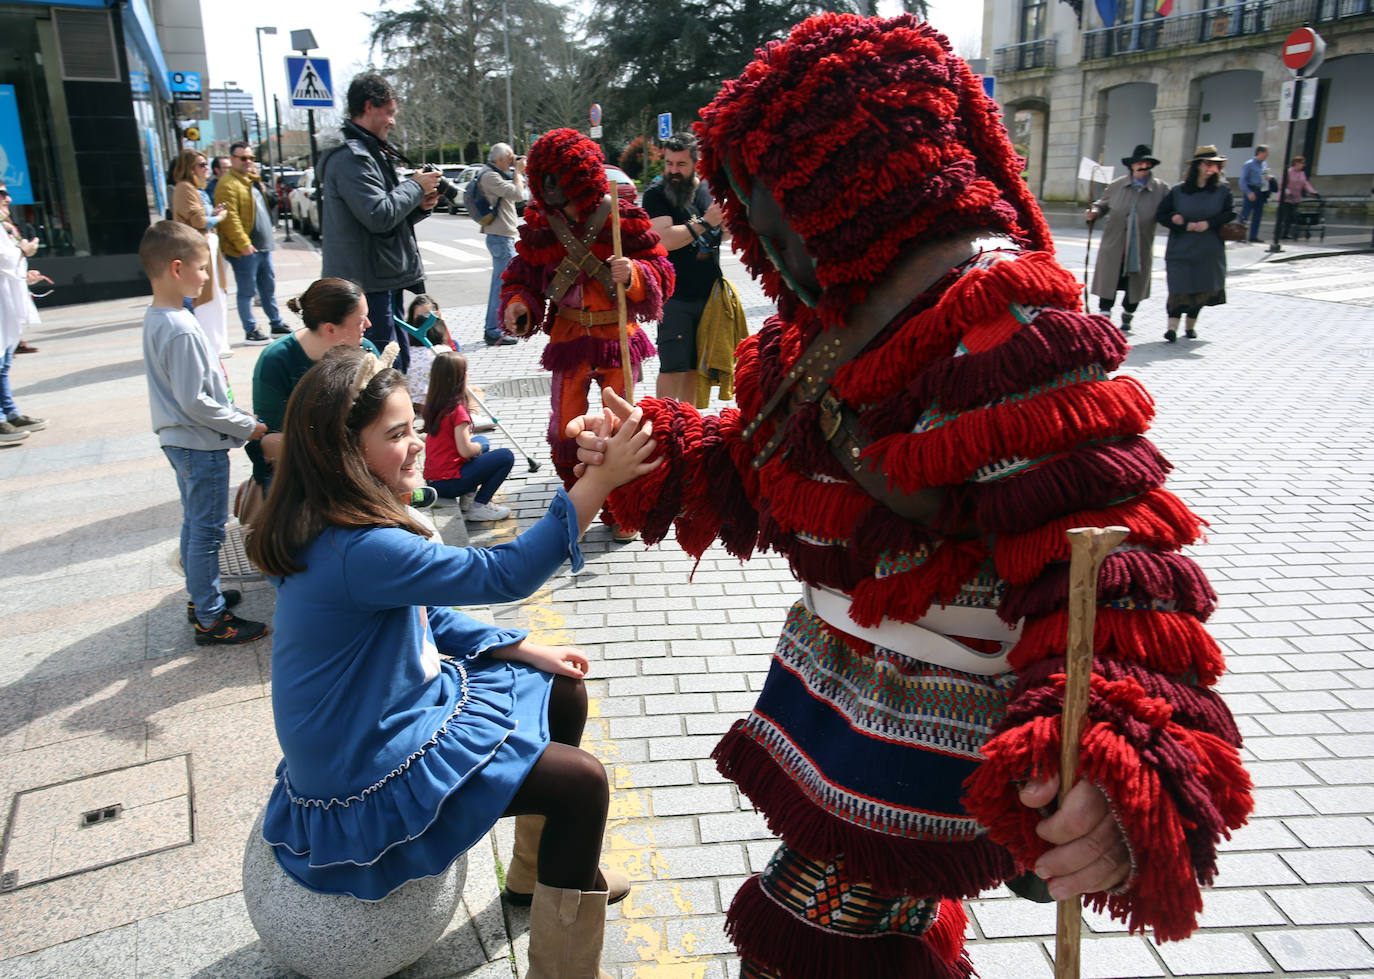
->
xmin=500 ymin=128 xmax=674 ymax=493
xmin=574 ymin=14 xmax=1252 ymax=978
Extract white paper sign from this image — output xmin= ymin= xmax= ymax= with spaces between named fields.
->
xmin=1078 ymin=158 xmax=1115 ymax=183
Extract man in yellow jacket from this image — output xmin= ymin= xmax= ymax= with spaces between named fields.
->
xmin=214 ymin=142 xmax=286 ymax=345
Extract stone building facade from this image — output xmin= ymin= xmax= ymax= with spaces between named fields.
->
xmin=986 ymin=0 xmax=1374 ymax=200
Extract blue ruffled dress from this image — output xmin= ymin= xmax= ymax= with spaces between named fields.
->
xmin=261 ymin=491 xmax=584 ymax=900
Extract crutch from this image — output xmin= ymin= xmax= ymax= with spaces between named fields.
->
xmin=1055 ymin=525 xmax=1130 ymax=979
xmin=466 ymin=388 xmax=542 ymax=473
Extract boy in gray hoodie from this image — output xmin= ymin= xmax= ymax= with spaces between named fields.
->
xmin=140 ymin=221 xmax=269 ymax=645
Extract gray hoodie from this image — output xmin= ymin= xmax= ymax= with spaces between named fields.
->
xmin=142 ymin=306 xmax=258 ymax=450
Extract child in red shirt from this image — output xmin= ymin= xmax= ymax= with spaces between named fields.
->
xmin=422 ymin=350 xmax=514 ymax=521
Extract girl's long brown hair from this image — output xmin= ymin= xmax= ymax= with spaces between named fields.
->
xmin=420 ymin=349 xmax=469 ymax=436
xmin=247 ymin=345 xmax=430 ymax=577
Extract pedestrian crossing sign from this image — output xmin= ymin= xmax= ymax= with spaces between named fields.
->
xmin=285 ymin=56 xmax=333 ymax=108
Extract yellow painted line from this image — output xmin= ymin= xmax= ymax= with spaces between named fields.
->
xmin=515 ymin=579 xmax=710 ymax=971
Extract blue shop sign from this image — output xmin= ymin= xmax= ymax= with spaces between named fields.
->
xmin=0 ymin=86 xmax=34 ymax=206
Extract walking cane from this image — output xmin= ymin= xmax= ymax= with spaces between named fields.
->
xmin=609 ymin=183 xmax=634 ymax=403
xmin=1055 ymin=525 xmax=1130 ymax=979
xmin=1083 ymin=199 xmax=1096 ymax=313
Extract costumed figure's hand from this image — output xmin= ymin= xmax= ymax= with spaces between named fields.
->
xmin=510 ymin=641 xmax=591 ymax=678
xmin=566 ymin=386 xmax=637 ymax=476
xmin=577 ymin=399 xmax=658 ymax=491
xmin=504 ymin=301 xmax=530 ymax=334
xmin=1019 ymin=775 xmax=1130 ymax=901
xmin=610 ymin=256 xmax=632 ymax=285
xmin=1171 ymin=213 xmax=1185 ymax=226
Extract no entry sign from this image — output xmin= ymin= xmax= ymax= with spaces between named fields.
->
xmin=1282 ymin=27 xmax=1325 ymax=73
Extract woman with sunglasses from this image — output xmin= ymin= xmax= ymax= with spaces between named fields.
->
xmin=0 ymin=182 xmax=51 ymax=442
xmin=172 ymin=149 xmax=232 ymax=359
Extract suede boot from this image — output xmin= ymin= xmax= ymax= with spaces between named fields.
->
xmin=504 ymin=815 xmax=630 ymax=906
xmin=526 ymin=881 xmax=614 ymax=979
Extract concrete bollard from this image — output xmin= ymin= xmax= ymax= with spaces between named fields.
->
xmin=242 ymin=809 xmax=467 ymax=979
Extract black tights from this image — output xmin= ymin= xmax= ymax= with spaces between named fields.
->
xmin=503 ymin=674 xmax=609 ymax=891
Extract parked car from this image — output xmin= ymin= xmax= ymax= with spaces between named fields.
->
xmin=605 ymin=165 xmax=637 ymax=205
xmin=273 ymin=168 xmax=305 ymax=215
xmin=289 ymin=167 xmax=320 ymax=239
xmin=432 ymin=165 xmax=472 ymax=214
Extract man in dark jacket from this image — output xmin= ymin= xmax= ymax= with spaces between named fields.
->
xmin=318 ymin=73 xmax=439 ymax=372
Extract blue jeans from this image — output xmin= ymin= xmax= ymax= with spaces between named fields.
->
xmin=1240 ymin=192 xmax=1266 ymax=240
xmin=364 ymin=290 xmax=410 ymax=374
xmin=0 ymin=345 xmax=16 ymax=418
xmin=161 ymin=446 xmax=230 ymax=626
xmin=225 ymin=250 xmax=283 ymax=336
xmin=430 ymin=437 xmax=514 ymax=504
xmin=484 ymin=234 xmax=516 ymax=341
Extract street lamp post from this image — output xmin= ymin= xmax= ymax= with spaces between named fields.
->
xmin=256 ymin=26 xmax=278 ymax=223
xmin=220 ymin=80 xmax=237 ymax=154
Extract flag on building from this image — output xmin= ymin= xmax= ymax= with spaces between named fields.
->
xmin=1157 ymin=0 xmax=1174 ymax=15
xmin=1095 ymin=0 xmax=1118 ymax=25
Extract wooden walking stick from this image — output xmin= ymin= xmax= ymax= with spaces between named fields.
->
xmin=1055 ymin=525 xmax=1130 ymax=979
xmin=609 ymin=183 xmax=634 ymax=403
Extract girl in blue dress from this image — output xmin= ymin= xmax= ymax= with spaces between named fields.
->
xmin=247 ymin=343 xmax=657 ymax=978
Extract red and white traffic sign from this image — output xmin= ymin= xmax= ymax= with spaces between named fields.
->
xmin=1282 ymin=27 xmax=1325 ymax=73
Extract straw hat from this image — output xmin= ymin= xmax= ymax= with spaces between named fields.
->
xmin=1190 ymin=144 xmax=1227 ymax=163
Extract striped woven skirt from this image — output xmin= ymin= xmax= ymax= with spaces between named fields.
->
xmin=712 ymin=602 xmax=1020 ymax=979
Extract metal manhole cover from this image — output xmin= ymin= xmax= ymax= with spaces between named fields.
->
xmin=483 ymin=375 xmax=553 ymax=400
xmin=0 ymin=755 xmax=194 ymax=892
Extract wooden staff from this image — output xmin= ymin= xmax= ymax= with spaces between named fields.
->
xmin=1056 ymin=524 xmax=1130 ymax=979
xmin=609 ymin=184 xmax=634 ymax=403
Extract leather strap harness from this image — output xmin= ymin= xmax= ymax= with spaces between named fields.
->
xmin=545 ymin=199 xmax=614 ymax=306
xmin=743 ymin=231 xmax=1013 ymax=521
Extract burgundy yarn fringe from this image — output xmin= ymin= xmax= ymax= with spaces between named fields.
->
xmin=1001 ymin=548 xmax=1218 ymax=624
xmin=540 ymin=329 xmax=656 ymax=375
xmin=727 ymin=878 xmax=974 ymax=979
xmin=974 ymin=436 xmax=1173 ymax=537
xmin=713 ymin=724 xmax=1015 ymax=897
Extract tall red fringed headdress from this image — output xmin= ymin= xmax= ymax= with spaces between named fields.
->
xmin=695 ymin=12 xmax=1053 ymax=327
xmin=527 ymin=128 xmax=609 ymax=219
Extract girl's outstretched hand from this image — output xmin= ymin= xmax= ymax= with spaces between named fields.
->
xmin=565 ymin=387 xmax=638 ymax=475
xmin=585 ymin=401 xmax=658 ymax=491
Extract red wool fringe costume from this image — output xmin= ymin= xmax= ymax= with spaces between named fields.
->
xmin=601 ymin=15 xmax=1252 ymax=979
xmin=498 ymin=128 xmax=675 ymax=486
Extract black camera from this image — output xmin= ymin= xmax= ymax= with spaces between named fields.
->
xmin=422 ymin=164 xmax=460 ymax=206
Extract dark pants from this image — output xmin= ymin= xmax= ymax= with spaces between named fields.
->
xmin=1239 ymin=192 xmax=1267 ymax=240
xmin=364 ymin=290 xmax=411 ymax=374
xmin=430 ymin=437 xmax=514 ymax=504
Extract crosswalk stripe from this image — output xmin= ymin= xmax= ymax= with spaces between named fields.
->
xmin=1306 ymin=284 xmax=1374 ymax=302
xmin=1230 ymin=272 xmax=1365 ymax=294
xmin=421 ymin=240 xmax=488 ymax=262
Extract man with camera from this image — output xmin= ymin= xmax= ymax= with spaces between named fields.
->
xmin=641 ymin=132 xmax=724 ymax=402
xmin=477 ymin=143 xmax=525 ymax=347
xmin=318 ymin=72 xmax=440 ymax=373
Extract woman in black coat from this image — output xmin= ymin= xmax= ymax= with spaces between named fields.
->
xmin=1155 ymin=145 xmax=1236 ymax=342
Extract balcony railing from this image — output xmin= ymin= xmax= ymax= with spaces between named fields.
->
xmin=993 ymin=37 xmax=1059 ymax=73
xmin=1081 ymin=0 xmax=1372 ymax=59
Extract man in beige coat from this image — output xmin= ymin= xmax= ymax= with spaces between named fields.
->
xmin=1085 ymin=144 xmax=1170 ymax=332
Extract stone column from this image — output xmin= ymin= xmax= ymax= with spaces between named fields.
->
xmin=1151 ymin=104 xmax=1200 ymax=183
xmin=1255 ymin=97 xmax=1282 ymax=153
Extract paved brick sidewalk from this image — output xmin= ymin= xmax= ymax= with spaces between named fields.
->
xmin=0 ymin=229 xmax=1371 ymax=978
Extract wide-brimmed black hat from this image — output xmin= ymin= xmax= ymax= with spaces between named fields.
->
xmin=1122 ymin=144 xmax=1161 ymax=168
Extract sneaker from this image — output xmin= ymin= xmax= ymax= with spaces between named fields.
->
xmin=1164 ymin=329 xmax=1177 ymax=343
xmin=1185 ymin=327 xmax=1197 ymax=340
xmin=186 ymin=588 xmax=243 ymax=623
xmin=14 ymin=341 xmax=37 ymax=354
xmin=7 ymin=414 xmax=46 ymax=432
xmin=465 ymin=501 xmax=510 ymax=521
xmin=459 ymin=492 xmax=476 ymax=511
xmin=243 ymin=331 xmax=271 ymax=345
xmin=0 ymin=420 xmax=29 ymax=442
xmin=219 ymin=349 xmax=235 ymax=359
xmin=194 ymin=609 xmax=269 ymax=645
xmin=484 ymin=335 xmax=518 ymax=347
xmin=611 ymin=524 xmax=640 ymax=542
xmin=270 ymin=322 xmax=291 ymax=335
xmin=410 ymin=485 xmax=438 ymax=509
